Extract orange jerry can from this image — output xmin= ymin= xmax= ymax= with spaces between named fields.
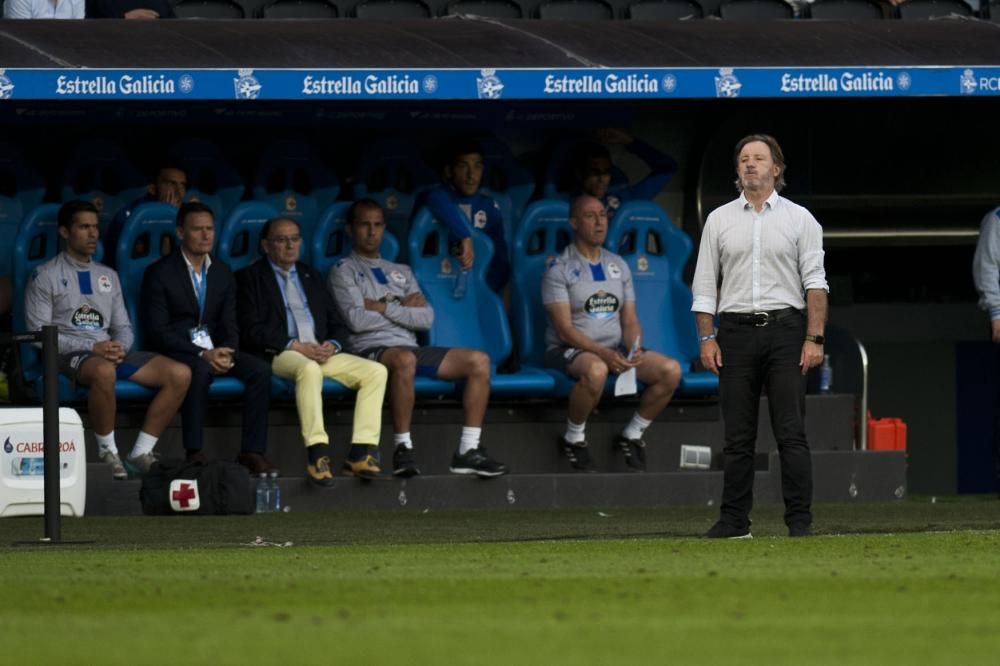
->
xmin=867 ymin=412 xmax=908 ymax=451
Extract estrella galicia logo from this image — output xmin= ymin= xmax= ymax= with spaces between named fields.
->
xmin=896 ymin=72 xmax=911 ymax=92
xmin=960 ymin=69 xmax=977 ymax=95
xmin=234 ymin=69 xmax=262 ymax=100
xmin=3 ymin=438 xmax=12 ymax=454
xmin=71 ymin=304 xmax=104 ymax=331
xmin=422 ymin=75 xmax=438 ymax=94
xmin=179 ymin=75 xmax=195 ymax=94
xmin=662 ymin=75 xmax=677 ymax=93
xmin=584 ymin=291 xmax=620 ymax=319
xmin=0 ymin=69 xmax=14 ymax=100
xmin=714 ymin=68 xmax=741 ymax=98
xmin=477 ymin=68 xmax=504 ymax=99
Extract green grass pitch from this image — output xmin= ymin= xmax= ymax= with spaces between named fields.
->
xmin=2 ymin=498 xmax=999 ymax=665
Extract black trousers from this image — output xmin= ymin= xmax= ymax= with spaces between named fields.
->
xmin=174 ymin=350 xmax=271 ymax=455
xmin=717 ymin=311 xmax=813 ymax=528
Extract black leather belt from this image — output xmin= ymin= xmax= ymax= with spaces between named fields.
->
xmin=720 ymin=308 xmax=802 ymax=327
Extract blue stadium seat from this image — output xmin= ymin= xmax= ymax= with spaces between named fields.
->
xmin=510 ymin=199 xmax=573 ymax=371
xmin=60 ymin=139 xmax=147 ymax=230
xmin=409 ymin=209 xmax=554 ymax=397
xmin=252 ymin=139 xmax=340 ymax=244
xmin=311 ymin=201 xmax=400 ymax=277
xmin=352 ymin=139 xmax=439 ymax=253
xmin=12 ymin=204 xmax=153 ymax=403
xmin=114 ymin=202 xmax=178 ymax=336
xmin=166 ymin=138 xmax=246 ymax=219
xmin=479 ymin=136 xmax=535 ymax=227
xmin=0 ymin=143 xmax=45 ymax=278
xmin=606 ymin=201 xmax=717 ymax=395
xmin=217 ymin=201 xmax=281 ymax=272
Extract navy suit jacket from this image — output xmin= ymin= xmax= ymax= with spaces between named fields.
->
xmin=140 ymin=250 xmax=239 ymax=361
xmin=236 ymin=258 xmax=341 ymax=361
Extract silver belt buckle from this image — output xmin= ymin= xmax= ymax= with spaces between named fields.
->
xmin=753 ymin=311 xmax=769 ymax=327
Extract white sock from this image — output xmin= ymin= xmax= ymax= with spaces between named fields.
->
xmin=459 ymin=427 xmax=481 ymax=454
xmin=129 ymin=431 xmax=158 ymax=459
xmin=394 ymin=432 xmax=413 ymax=449
xmin=622 ymin=412 xmax=652 ymax=441
xmin=95 ymin=432 xmax=118 ymax=456
xmin=564 ymin=419 xmax=586 ymax=444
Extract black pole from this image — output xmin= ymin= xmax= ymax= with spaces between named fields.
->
xmin=41 ymin=325 xmax=61 ymax=542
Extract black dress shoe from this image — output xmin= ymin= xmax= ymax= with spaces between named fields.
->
xmin=705 ymin=520 xmax=752 ymax=539
xmin=788 ymin=523 xmax=813 ymax=538
xmin=237 ymin=452 xmax=277 ymax=475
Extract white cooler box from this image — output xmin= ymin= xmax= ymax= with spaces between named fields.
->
xmin=0 ymin=408 xmax=87 ymax=517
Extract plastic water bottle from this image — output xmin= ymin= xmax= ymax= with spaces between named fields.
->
xmin=452 ymin=268 xmax=469 ymax=299
xmin=255 ymin=473 xmax=269 ymax=514
xmin=819 ymin=354 xmax=833 ymax=393
xmin=268 ymin=471 xmax=281 ymax=513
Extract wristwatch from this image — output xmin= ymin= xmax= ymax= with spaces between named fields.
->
xmin=804 ymin=334 xmax=825 ymax=345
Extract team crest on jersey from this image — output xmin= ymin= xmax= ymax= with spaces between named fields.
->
xmin=390 ymin=270 xmax=406 ymax=285
xmin=607 ymin=263 xmax=622 ymax=279
xmin=98 ymin=275 xmax=113 ymax=293
xmin=473 ymin=210 xmax=488 ymax=229
xmin=584 ymin=291 xmax=620 ymax=319
xmin=71 ymin=304 xmax=104 ymax=331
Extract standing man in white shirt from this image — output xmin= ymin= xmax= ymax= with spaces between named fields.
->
xmin=972 ymin=205 xmax=1000 ymax=492
xmin=691 ymin=134 xmax=829 ymax=539
xmin=4 ymin=0 xmax=84 ymax=18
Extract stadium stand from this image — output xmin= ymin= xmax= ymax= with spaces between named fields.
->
xmin=217 ymin=201 xmax=281 ymax=272
xmin=444 ymin=0 xmax=523 ymax=15
xmin=252 ymin=139 xmax=340 ymax=244
xmin=310 ymin=201 xmax=401 ymax=275
xmin=536 ymin=0 xmax=615 ymax=18
xmin=806 ymin=0 xmax=884 ymax=18
xmin=351 ymin=139 xmax=440 ymax=257
xmin=0 ymin=143 xmax=45 ymax=280
xmin=258 ymin=0 xmax=340 ymax=15
xmin=173 ymin=0 xmax=248 ymax=16
xmin=626 ymin=0 xmax=703 ymax=18
xmin=718 ymin=0 xmax=795 ymax=18
xmin=60 ymin=139 xmax=147 ymax=230
xmin=408 ymin=208 xmax=555 ymax=396
xmin=897 ymin=0 xmax=974 ymax=17
xmin=353 ymin=0 xmax=432 ymax=16
xmin=165 ymin=139 xmax=246 ymax=220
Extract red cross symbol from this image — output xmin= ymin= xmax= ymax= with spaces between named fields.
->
xmin=172 ymin=482 xmax=197 ymax=508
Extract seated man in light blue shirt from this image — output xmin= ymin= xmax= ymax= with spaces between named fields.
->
xmin=4 ymin=0 xmax=85 ymax=18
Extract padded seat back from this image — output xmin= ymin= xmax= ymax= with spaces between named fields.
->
xmin=218 ymin=201 xmax=281 ymax=273
xmin=114 ymin=202 xmax=178 ymax=334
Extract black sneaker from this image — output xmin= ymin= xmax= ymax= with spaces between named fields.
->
xmin=613 ymin=435 xmax=647 ymax=471
xmin=449 ymin=447 xmax=508 ymax=478
xmin=392 ymin=444 xmax=421 ymax=478
xmin=788 ymin=523 xmax=813 ymax=538
xmin=704 ymin=521 xmax=753 ymax=539
xmin=558 ymin=437 xmax=594 ymax=472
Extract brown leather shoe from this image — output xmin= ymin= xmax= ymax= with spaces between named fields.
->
xmin=306 ymin=456 xmax=335 ymax=486
xmin=237 ymin=452 xmax=277 ymax=475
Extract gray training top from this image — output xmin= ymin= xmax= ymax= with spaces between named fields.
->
xmin=542 ymin=244 xmax=635 ymax=350
xmin=328 ymin=252 xmax=434 ymax=353
xmin=24 ymin=251 xmax=134 ymax=354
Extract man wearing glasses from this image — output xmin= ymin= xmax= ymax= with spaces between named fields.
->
xmin=236 ymin=217 xmax=388 ymax=484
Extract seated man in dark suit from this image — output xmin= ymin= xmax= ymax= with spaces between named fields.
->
xmin=236 ymin=217 xmax=388 ymax=483
xmin=140 ymin=201 xmax=275 ymax=474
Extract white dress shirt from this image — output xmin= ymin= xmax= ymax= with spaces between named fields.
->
xmin=4 ymin=0 xmax=85 ymax=18
xmin=972 ymin=207 xmax=1000 ymax=320
xmin=692 ymin=190 xmax=828 ymax=315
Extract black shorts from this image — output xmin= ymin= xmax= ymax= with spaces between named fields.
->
xmin=58 ymin=350 xmax=157 ymax=384
xmin=544 ymin=344 xmax=630 ymax=375
xmin=361 ymin=346 xmax=451 ymax=379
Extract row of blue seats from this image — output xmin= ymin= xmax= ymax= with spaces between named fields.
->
xmin=165 ymin=0 xmax=993 ymax=20
xmin=11 ymin=198 xmax=717 ymax=407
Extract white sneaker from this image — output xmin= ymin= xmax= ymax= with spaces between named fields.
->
xmin=98 ymin=449 xmax=128 ymax=480
xmin=124 ymin=451 xmax=159 ymax=477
